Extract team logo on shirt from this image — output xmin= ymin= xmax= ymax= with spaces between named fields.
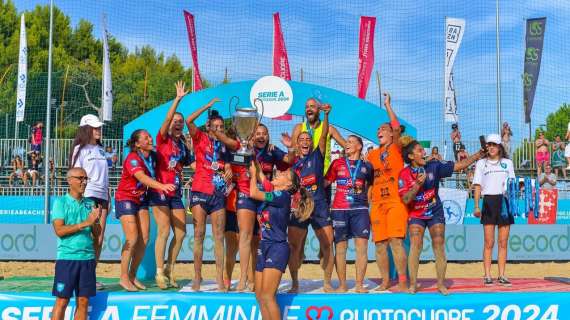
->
xmin=501 ymin=162 xmax=507 ymax=169
xmin=56 ymin=282 xmax=65 ymax=292
xmin=361 ymin=167 xmax=367 ymax=174
xmin=99 ymin=149 xmax=105 ymax=156
xmin=130 ymin=159 xmax=139 ymax=167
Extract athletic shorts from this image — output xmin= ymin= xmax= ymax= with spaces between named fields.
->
xmin=52 ymin=259 xmax=96 ymax=298
xmin=481 ymin=194 xmax=514 ymax=226
xmin=31 ymin=144 xmax=41 ymax=153
xmin=87 ymin=196 xmax=110 ymax=211
xmin=149 ymin=191 xmax=185 ymax=210
xmin=331 ymin=208 xmax=371 ymax=243
xmin=409 ymin=214 xmax=446 ymax=229
xmin=237 ymin=192 xmax=260 ymax=212
xmin=115 ymin=200 xmax=149 ymax=219
xmin=536 ymin=151 xmax=550 ymax=165
xmin=255 ymin=241 xmax=289 ymax=273
xmin=190 ymin=191 xmax=225 ymax=214
xmin=370 ymin=201 xmax=408 ymax=242
xmin=289 ymin=199 xmax=331 ymax=230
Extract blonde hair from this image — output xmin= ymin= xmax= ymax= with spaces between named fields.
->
xmin=289 ymin=170 xmax=314 ymax=222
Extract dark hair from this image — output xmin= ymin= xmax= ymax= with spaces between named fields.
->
xmin=209 ymin=109 xmax=223 ymax=123
xmin=432 ymin=146 xmax=439 ymax=152
xmin=402 ymin=139 xmax=421 ymax=164
xmin=126 ymin=129 xmax=148 ymax=152
xmin=69 ymin=125 xmax=102 ymax=168
xmin=348 ymin=134 xmax=363 ymax=154
xmin=483 ymin=143 xmax=509 ymax=160
xmin=289 ymin=170 xmax=314 ymax=222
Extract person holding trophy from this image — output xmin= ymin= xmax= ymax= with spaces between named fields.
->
xmin=186 ymin=101 xmax=236 ymax=292
xmin=283 ymin=103 xmax=335 ymax=293
xmin=150 ymin=81 xmax=194 ymax=289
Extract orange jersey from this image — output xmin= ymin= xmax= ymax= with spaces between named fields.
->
xmin=367 ymin=144 xmax=405 ymax=204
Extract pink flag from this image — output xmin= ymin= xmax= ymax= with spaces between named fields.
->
xmin=357 ymin=16 xmax=376 ymax=99
xmin=272 ymin=12 xmax=292 ymax=120
xmin=183 ymin=10 xmax=203 ymax=92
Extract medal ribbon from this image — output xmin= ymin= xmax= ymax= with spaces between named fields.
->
xmin=344 ymin=157 xmax=362 ymax=191
xmin=138 ymin=151 xmax=155 ymax=179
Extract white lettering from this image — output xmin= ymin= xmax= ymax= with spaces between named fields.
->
xmin=2 ymin=307 xmax=21 ymax=320
xmin=284 ymin=305 xmax=300 ymax=320
xmin=183 ymin=305 xmax=197 ymax=320
xmin=23 ymin=306 xmax=41 ymax=320
xmin=134 ymin=305 xmax=151 ymax=320
xmin=100 ymin=306 xmax=120 ymax=320
xmin=152 ymin=305 xmax=169 ymax=320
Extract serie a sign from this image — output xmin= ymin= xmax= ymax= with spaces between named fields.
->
xmin=249 ymin=76 xmax=293 ymax=118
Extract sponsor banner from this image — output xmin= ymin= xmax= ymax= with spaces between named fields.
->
xmin=16 ymin=14 xmax=27 ymax=122
xmin=439 ymin=187 xmax=467 ymax=224
xmin=357 ymin=16 xmax=376 ymax=99
xmin=272 ymin=12 xmax=291 ymax=81
xmin=529 ymin=189 xmax=558 ymax=224
xmin=523 ymin=18 xmax=546 ymax=123
xmin=0 ymin=292 xmax=568 ymax=320
xmin=249 ymin=76 xmax=293 ymax=118
xmin=101 ymin=14 xmax=113 ymax=121
xmin=444 ymin=17 xmax=465 ymax=123
xmin=1 ymin=224 xmax=569 ymax=261
xmin=183 ymin=10 xmax=203 ymax=92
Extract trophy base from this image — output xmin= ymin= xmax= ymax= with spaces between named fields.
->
xmin=230 ymin=153 xmax=253 ymax=166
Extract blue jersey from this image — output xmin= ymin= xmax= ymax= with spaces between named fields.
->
xmin=293 ymin=148 xmax=325 ymax=202
xmin=258 ymin=191 xmax=292 ymax=243
xmin=398 ymin=160 xmax=454 ymax=219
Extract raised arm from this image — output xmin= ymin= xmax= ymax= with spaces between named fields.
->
xmin=160 ymin=81 xmax=189 ymax=139
xmin=248 ymin=162 xmax=266 ymax=201
xmin=213 ymin=130 xmax=239 ymax=151
xmin=280 ymin=132 xmax=296 ymax=164
xmin=383 ymin=93 xmax=402 ymax=147
xmin=329 ymin=126 xmax=346 ymax=149
xmin=185 ymin=97 xmax=220 ymax=137
xmin=454 ymin=150 xmax=483 ymax=172
xmin=291 ymin=123 xmax=302 ymax=149
xmin=401 ymin=173 xmax=426 ymax=205
xmin=318 ymin=104 xmax=331 ymax=155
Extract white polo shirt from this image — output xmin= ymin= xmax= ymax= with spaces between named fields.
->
xmin=472 ymin=158 xmax=515 ymax=195
xmin=72 ymin=144 xmax=109 ymax=200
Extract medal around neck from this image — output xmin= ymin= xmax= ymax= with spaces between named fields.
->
xmin=229 ymin=96 xmax=263 ymax=166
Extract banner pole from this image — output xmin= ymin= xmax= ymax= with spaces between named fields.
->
xmin=43 ymin=0 xmax=54 ymax=224
xmin=442 ymin=16 xmax=446 ymax=158
xmin=495 ymin=0 xmax=502 ymax=133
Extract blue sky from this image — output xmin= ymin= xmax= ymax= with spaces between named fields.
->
xmin=14 ymin=0 xmax=570 ymax=150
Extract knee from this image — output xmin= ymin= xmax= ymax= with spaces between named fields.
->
xmin=335 ymin=244 xmax=347 ymax=255
xmin=125 ymin=235 xmax=139 ymax=249
xmin=498 ymin=238 xmax=508 ymax=250
xmin=194 ymin=230 xmax=205 ymax=245
xmin=156 ymin=227 xmax=170 ymax=240
xmin=257 ymin=291 xmax=274 ymax=306
xmin=240 ymin=230 xmax=253 ymax=242
xmin=175 ymin=230 xmax=187 ymax=242
xmin=431 ymin=236 xmax=445 ymax=250
xmin=484 ymin=238 xmax=495 ymax=250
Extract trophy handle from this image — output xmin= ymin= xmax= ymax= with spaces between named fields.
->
xmin=253 ymin=98 xmax=265 ymax=126
xmin=229 ymin=96 xmax=240 ymax=114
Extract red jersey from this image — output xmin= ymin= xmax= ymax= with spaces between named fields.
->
xmin=191 ymin=129 xmax=231 ymax=195
xmin=325 ymin=158 xmax=374 ymax=209
xmin=116 ymin=152 xmax=152 ymax=203
xmin=32 ymin=127 xmax=43 ymax=144
xmin=155 ymin=132 xmax=187 ymax=197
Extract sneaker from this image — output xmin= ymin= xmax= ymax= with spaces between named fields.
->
xmin=483 ymin=277 xmax=493 ymax=286
xmin=95 ymin=281 xmax=105 ymax=290
xmin=498 ymin=276 xmax=512 ymax=287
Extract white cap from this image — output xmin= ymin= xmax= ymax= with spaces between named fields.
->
xmin=486 ymin=133 xmax=501 ymax=145
xmin=79 ymin=114 xmax=104 ymax=128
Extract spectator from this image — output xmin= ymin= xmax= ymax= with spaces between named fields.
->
xmin=427 ymin=146 xmax=443 ymax=161
xmin=451 ymin=123 xmax=465 ymax=161
xmin=501 ymin=122 xmax=512 ymax=157
xmin=535 ymin=132 xmax=550 ymax=176
xmin=25 ymin=152 xmax=42 ymax=187
xmin=565 ymin=121 xmax=570 ymax=170
xmin=551 ymin=137 xmax=567 ymax=179
xmin=50 ymin=167 xmax=101 ymax=320
xmin=539 ymin=164 xmax=557 ymax=190
xmin=49 ymin=158 xmax=57 ymax=187
xmin=30 ymin=121 xmax=43 ymax=154
xmin=8 ymin=155 xmax=24 ymax=187
xmin=104 ymin=146 xmax=118 ymax=169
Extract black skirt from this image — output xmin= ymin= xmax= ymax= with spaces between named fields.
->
xmin=481 ymin=194 xmax=514 ymax=226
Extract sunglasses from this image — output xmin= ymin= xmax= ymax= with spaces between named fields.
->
xmin=70 ymin=176 xmax=89 ymax=182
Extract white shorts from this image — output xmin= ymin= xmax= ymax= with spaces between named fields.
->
xmin=565 ymin=144 xmax=570 ymax=158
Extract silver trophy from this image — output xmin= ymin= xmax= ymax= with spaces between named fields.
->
xmin=229 ymin=97 xmax=264 ymax=166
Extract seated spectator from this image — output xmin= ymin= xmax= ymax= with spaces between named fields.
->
xmin=104 ymin=146 xmax=118 ymax=169
xmin=427 ymin=146 xmax=443 ymax=161
xmin=551 ymin=139 xmax=567 ymax=179
xmin=31 ymin=122 xmax=44 ymax=154
xmin=539 ymin=164 xmax=557 ymax=190
xmin=25 ymin=152 xmax=42 ymax=187
xmin=9 ymin=155 xmax=25 ymax=187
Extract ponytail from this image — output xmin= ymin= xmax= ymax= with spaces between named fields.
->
xmin=126 ymin=129 xmax=147 ymax=152
xmin=289 ymin=170 xmax=314 ymax=222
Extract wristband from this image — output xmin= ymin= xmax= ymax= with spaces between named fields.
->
xmin=390 ymin=120 xmax=400 ymax=129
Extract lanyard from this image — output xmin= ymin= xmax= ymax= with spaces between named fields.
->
xmin=138 ymin=151 xmax=155 ymax=179
xmin=172 ymin=138 xmax=186 ymax=162
xmin=255 ymin=146 xmax=267 ymax=162
xmin=211 ymin=139 xmax=221 ymax=164
xmin=305 ymin=120 xmax=320 ymax=138
xmin=344 ymin=157 xmax=362 ymax=188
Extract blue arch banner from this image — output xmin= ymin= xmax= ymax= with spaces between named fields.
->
xmin=123 ymin=80 xmax=416 ymax=149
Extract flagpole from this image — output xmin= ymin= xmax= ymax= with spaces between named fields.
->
xmin=43 ymin=0 xmax=54 ymax=224
xmin=442 ymin=16 xmax=446 ymax=160
xmin=495 ymin=0 xmax=502 ymax=133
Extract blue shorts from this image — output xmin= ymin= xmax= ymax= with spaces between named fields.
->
xmin=331 ymin=208 xmax=371 ymax=243
xmin=149 ymin=191 xmax=185 ymax=210
xmin=190 ymin=191 xmax=225 ymax=214
xmin=256 ymin=241 xmax=289 ymax=273
xmin=226 ymin=211 xmax=238 ymax=232
xmin=52 ymin=259 xmax=96 ymax=298
xmin=237 ymin=192 xmax=259 ymax=212
xmin=409 ymin=214 xmax=446 ymax=229
xmin=115 ymin=200 xmax=148 ymax=219
xmin=31 ymin=144 xmax=41 ymax=153
xmin=289 ymin=199 xmax=331 ymax=230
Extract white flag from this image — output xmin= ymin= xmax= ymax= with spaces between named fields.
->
xmin=101 ymin=15 xmax=113 ymax=121
xmin=16 ymin=14 xmax=27 ymax=123
xmin=444 ymin=17 xmax=465 ymax=123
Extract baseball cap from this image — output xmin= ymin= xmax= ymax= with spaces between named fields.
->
xmin=486 ymin=133 xmax=501 ymax=145
xmin=79 ymin=114 xmax=104 ymax=128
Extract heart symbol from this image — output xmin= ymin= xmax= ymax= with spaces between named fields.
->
xmin=305 ymin=306 xmax=333 ymax=320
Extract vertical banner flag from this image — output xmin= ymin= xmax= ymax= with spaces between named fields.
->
xmin=183 ymin=10 xmax=203 ymax=92
xmin=444 ymin=17 xmax=465 ymax=123
xmin=523 ymin=18 xmax=546 ymax=124
xmin=272 ymin=12 xmax=293 ymax=120
xmin=357 ymin=16 xmax=376 ymax=99
xmin=101 ymin=15 xmax=113 ymax=121
xmin=16 ymin=14 xmax=27 ymax=122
